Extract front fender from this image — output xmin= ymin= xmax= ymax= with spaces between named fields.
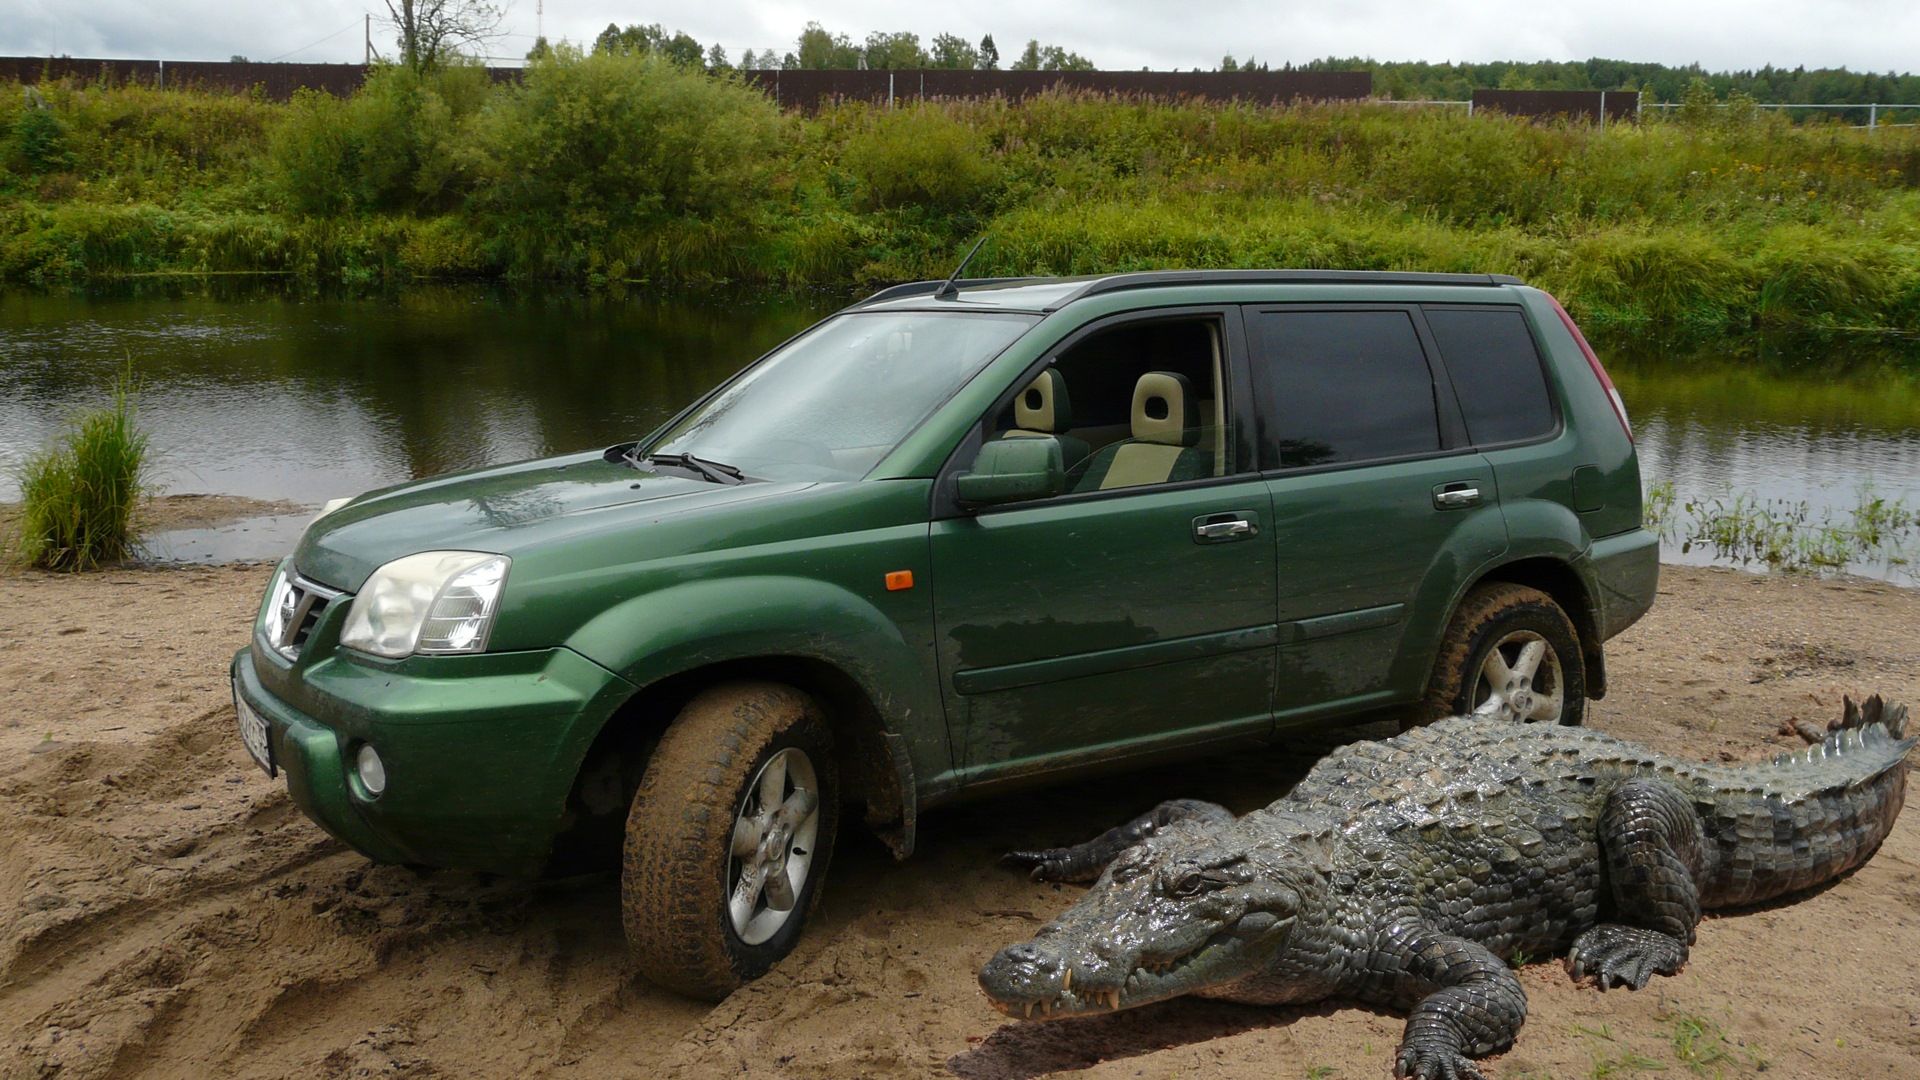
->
xmin=565 ymin=575 xmax=948 ymax=781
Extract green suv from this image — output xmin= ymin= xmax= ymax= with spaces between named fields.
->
xmin=231 ymin=270 xmax=1656 ymax=998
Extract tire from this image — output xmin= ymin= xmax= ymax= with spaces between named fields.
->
xmin=1412 ymin=582 xmax=1587 ymax=730
xmin=621 ymin=681 xmax=838 ymax=1000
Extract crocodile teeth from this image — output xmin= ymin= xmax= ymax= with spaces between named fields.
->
xmin=1024 ymin=1001 xmax=1034 ymax=1018
xmin=1062 ymin=968 xmax=1072 ymax=992
xmin=1041 ymin=999 xmax=1052 ymax=1018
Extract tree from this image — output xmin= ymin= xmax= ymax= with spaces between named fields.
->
xmin=525 ymin=36 xmax=551 ymax=61
xmin=706 ymin=44 xmax=729 ymax=72
xmin=594 ymin=22 xmax=705 ymax=67
xmin=980 ymin=34 xmax=999 ymax=71
xmin=1220 ymin=55 xmax=1239 ymax=73
xmin=863 ymin=31 xmax=928 ymax=70
xmin=382 ymin=0 xmax=504 ymax=73
xmin=795 ymin=22 xmax=861 ymax=69
xmin=930 ymin=32 xmax=978 ymax=70
xmin=1013 ymin=40 xmax=1094 ymax=72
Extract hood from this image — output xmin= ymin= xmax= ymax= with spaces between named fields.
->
xmin=294 ymin=449 xmax=801 ymax=591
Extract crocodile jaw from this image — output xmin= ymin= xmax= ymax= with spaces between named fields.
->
xmin=979 ymin=910 xmax=1293 ymax=1019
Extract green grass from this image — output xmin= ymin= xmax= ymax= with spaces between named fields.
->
xmin=5 ymin=66 xmax=1920 ymax=330
xmin=10 ymin=374 xmax=151 ymax=571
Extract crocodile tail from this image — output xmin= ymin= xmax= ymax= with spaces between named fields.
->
xmin=1769 ymin=695 xmax=1915 ymax=775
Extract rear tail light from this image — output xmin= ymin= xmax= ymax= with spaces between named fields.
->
xmin=1545 ymin=293 xmax=1632 ymax=442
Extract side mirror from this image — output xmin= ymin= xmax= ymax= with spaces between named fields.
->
xmin=955 ymin=436 xmax=1066 ymax=507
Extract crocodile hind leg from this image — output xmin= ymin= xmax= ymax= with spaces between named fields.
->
xmin=1568 ymin=778 xmax=1706 ymax=990
xmin=1363 ymin=922 xmax=1528 ymax=1080
xmin=1002 ymin=799 xmax=1233 ymax=882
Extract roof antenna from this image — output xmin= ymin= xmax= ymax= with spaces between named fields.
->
xmin=934 ymin=236 xmax=989 ymax=301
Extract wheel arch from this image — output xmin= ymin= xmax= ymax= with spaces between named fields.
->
xmin=1470 ymin=556 xmax=1607 ymax=699
xmin=547 ymin=654 xmax=918 ymax=876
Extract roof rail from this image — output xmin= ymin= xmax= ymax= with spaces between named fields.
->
xmin=1056 ymin=269 xmax=1523 ymax=307
xmin=854 ymin=277 xmax=1053 ymax=307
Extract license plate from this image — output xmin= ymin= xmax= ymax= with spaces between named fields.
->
xmin=233 ymin=679 xmax=276 ymax=777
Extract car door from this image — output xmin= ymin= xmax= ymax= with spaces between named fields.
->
xmin=927 ymin=309 xmax=1278 ymax=788
xmin=1245 ymin=305 xmax=1510 ymax=725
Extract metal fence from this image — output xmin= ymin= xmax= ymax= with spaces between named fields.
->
xmin=737 ymin=69 xmax=1372 ymax=112
xmin=0 ymin=57 xmax=1911 ymax=129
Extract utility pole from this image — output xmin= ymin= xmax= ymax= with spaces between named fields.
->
xmin=537 ymin=0 xmax=544 ymax=43
xmin=365 ymin=13 xmax=372 ymax=65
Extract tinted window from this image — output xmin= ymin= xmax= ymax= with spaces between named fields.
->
xmin=1254 ymin=310 xmax=1440 ymax=468
xmin=1424 ymin=307 xmax=1555 ymax=445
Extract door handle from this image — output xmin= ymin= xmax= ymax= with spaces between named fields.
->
xmin=1193 ymin=513 xmax=1258 ymax=543
xmin=1432 ymin=482 xmax=1482 ymax=510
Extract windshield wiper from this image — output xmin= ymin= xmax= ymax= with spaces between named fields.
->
xmin=645 ymin=452 xmax=746 ymax=486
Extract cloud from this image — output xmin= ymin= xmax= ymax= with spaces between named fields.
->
xmin=2 ymin=0 xmax=1916 ymax=73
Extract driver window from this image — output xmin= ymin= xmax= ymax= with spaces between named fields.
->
xmin=984 ymin=317 xmax=1233 ymax=495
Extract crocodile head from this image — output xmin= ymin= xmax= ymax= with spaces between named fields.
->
xmin=979 ymin=816 xmax=1331 ymax=1018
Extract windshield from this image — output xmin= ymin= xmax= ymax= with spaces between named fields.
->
xmin=650 ymin=311 xmax=1038 ymax=482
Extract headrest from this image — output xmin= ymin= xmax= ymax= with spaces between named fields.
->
xmin=1131 ymin=371 xmax=1199 ymax=447
xmin=1014 ymin=369 xmax=1074 ymax=433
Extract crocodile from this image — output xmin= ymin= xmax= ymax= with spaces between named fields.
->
xmin=978 ymin=697 xmax=1913 ymax=1079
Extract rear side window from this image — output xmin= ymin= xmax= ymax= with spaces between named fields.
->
xmin=1423 ymin=307 xmax=1556 ymax=446
xmin=1252 ymin=310 xmax=1440 ymax=468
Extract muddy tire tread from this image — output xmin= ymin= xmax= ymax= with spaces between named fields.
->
xmin=1413 ymin=582 xmax=1587 ymax=729
xmin=621 ymin=681 xmax=836 ymax=1001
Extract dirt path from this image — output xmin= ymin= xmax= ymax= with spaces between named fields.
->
xmin=2 ymin=564 xmax=1917 ymax=1079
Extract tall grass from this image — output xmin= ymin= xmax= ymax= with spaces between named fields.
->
xmin=11 ymin=376 xmax=151 ymax=571
xmin=4 ymin=68 xmax=1920 ymax=329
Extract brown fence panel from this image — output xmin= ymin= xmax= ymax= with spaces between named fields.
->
xmin=744 ymin=69 xmax=1370 ymax=112
xmin=1472 ymin=88 xmax=1641 ymax=124
xmin=161 ymin=61 xmax=369 ymax=98
xmin=0 ymin=57 xmax=525 ymax=98
xmin=0 ymin=57 xmax=162 ymax=87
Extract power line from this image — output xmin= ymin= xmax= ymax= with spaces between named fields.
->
xmin=265 ymin=18 xmax=363 ymax=62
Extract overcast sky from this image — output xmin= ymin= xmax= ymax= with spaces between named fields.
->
xmin=4 ymin=0 xmax=1917 ymax=74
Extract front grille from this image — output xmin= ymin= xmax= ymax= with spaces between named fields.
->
xmin=269 ymin=573 xmax=344 ymax=660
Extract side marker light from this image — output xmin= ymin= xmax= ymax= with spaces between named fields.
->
xmin=885 ymin=570 xmax=914 ymax=591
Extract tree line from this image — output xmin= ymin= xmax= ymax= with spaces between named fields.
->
xmin=537 ymin=20 xmax=1920 ymax=105
xmin=560 ymin=22 xmax=1095 ymax=74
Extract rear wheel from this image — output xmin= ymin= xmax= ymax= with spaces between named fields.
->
xmin=1413 ymin=582 xmax=1586 ymax=729
xmin=621 ymin=682 xmax=838 ymax=1000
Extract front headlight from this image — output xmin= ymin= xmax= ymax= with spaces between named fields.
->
xmin=339 ymin=551 xmax=511 ymax=659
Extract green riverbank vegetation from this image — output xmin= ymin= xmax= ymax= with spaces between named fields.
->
xmin=4 ymin=50 xmax=1920 ymax=329
xmin=8 ymin=375 xmax=151 ymax=571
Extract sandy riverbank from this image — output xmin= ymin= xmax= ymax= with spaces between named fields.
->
xmin=1 ymin=562 xmax=1916 ymax=1079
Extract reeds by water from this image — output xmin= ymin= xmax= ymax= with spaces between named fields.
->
xmin=11 ymin=376 xmax=150 ymax=571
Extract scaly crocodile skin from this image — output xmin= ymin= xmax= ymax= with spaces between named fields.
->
xmin=979 ymin=697 xmax=1913 ymax=1080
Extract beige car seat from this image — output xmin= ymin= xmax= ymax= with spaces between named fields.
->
xmin=1070 ymin=372 xmax=1213 ymax=491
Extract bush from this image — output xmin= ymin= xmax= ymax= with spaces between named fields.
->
xmin=838 ymin=105 xmax=999 ymax=212
xmin=267 ymin=65 xmax=489 ymax=216
xmin=466 ymin=47 xmax=784 ymax=276
xmin=12 ymin=376 xmax=151 ymax=571
xmin=6 ymin=108 xmax=76 ymax=175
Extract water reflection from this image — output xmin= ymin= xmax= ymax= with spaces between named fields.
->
xmin=4 ymin=286 xmax=1920 ymax=580
xmin=0 ymin=281 xmax=839 ymax=504
xmin=1600 ymin=330 xmax=1920 ymax=580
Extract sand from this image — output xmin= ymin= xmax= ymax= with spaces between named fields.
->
xmin=1 ymin=558 xmax=1916 ymax=1080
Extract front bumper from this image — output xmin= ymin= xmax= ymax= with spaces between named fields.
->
xmin=231 ymin=642 xmax=634 ymax=877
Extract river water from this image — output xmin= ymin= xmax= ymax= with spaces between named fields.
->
xmin=3 ymin=284 xmax=1918 ymax=579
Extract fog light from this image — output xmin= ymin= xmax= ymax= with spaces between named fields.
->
xmin=355 ymin=744 xmax=387 ymax=798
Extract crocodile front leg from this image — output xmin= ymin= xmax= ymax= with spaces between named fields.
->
xmin=1002 ymin=799 xmax=1233 ymax=882
xmin=1365 ymin=922 xmax=1528 ymax=1080
xmin=1568 ymin=778 xmax=1705 ymax=989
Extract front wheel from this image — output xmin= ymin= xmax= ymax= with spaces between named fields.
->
xmin=1414 ymin=582 xmax=1587 ymax=729
xmin=621 ymin=682 xmax=838 ymax=1000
